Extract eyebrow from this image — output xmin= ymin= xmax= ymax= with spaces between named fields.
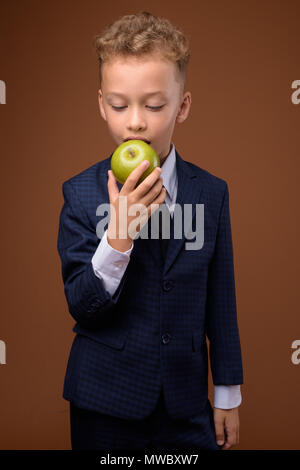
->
xmin=106 ymin=91 xmax=166 ymax=98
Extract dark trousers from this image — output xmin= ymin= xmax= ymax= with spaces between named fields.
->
xmin=69 ymin=387 xmax=221 ymax=452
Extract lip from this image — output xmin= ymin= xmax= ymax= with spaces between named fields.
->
xmin=124 ymin=137 xmax=151 ymax=144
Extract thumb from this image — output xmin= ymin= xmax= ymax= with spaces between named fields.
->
xmin=107 ymin=170 xmax=119 ymax=203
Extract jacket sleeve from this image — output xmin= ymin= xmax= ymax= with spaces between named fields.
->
xmin=206 ymin=182 xmax=244 ymax=385
xmin=92 ymin=228 xmax=134 ymax=296
xmin=57 ymin=180 xmax=129 ymax=328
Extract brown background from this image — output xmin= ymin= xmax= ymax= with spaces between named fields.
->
xmin=0 ymin=0 xmax=299 ymax=450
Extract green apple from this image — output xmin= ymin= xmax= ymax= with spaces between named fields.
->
xmin=111 ymin=140 xmax=160 ymax=185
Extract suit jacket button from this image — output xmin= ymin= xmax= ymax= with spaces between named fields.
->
xmin=162 ymin=333 xmax=171 ymax=344
xmin=163 ymin=280 xmax=173 ymax=292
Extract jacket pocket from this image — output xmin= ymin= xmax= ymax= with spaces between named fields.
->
xmin=72 ymin=323 xmax=128 ymax=350
xmin=192 ymin=327 xmax=206 ymax=353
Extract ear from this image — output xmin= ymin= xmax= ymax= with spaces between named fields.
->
xmin=176 ymin=91 xmax=192 ymax=124
xmin=98 ymin=89 xmax=107 ymax=121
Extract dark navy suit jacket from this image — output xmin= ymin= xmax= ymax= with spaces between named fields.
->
xmin=57 ymin=149 xmax=243 ymax=421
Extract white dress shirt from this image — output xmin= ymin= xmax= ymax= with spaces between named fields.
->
xmin=92 ymin=142 xmax=242 ymax=409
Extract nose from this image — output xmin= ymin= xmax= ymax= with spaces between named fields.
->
xmin=127 ymin=106 xmax=146 ymax=132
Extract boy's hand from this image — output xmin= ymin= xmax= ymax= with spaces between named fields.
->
xmin=213 ymin=407 xmax=240 ymax=450
xmin=107 ymin=160 xmax=166 ymax=251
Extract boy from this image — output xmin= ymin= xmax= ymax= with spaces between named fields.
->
xmin=57 ymin=11 xmax=243 ymax=452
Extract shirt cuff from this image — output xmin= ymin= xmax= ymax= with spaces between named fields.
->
xmin=214 ymin=385 xmax=242 ymax=409
xmin=91 ymin=229 xmax=134 ymax=296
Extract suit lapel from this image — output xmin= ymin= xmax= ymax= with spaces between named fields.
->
xmin=139 ymin=150 xmax=203 ymax=275
xmin=162 ymin=150 xmax=202 ymax=275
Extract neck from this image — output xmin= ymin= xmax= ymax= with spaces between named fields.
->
xmin=160 ymin=143 xmax=172 ymax=167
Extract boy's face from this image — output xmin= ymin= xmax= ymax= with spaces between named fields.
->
xmin=98 ymin=53 xmax=191 ymax=165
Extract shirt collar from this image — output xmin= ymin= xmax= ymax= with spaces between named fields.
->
xmin=160 ymin=142 xmax=177 ymax=202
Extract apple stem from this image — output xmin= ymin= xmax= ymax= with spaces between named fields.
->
xmin=128 ymin=147 xmax=135 ymax=158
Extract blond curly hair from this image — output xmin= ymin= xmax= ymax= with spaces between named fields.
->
xmin=93 ymin=11 xmax=190 ymax=94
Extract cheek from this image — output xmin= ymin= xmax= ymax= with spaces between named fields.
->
xmin=106 ymin=120 xmax=123 ymax=143
xmin=106 ymin=113 xmax=123 ymax=131
xmin=152 ymin=111 xmax=175 ymax=133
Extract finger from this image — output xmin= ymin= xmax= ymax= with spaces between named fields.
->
xmin=130 ymin=187 xmax=166 ymax=237
xmin=142 ymin=177 xmax=164 ymax=207
xmin=107 ymin=169 xmax=120 ymax=203
xmin=222 ymin=425 xmax=236 ymax=450
xmin=134 ymin=188 xmax=165 ymax=230
xmin=122 ymin=160 xmax=151 ymax=193
xmin=133 ymin=166 xmax=162 ymax=198
xmin=235 ymin=423 xmax=239 ymax=445
xmin=214 ymin=415 xmax=225 ymax=447
xmin=223 ymin=435 xmax=233 ymax=450
xmin=148 ymin=187 xmax=167 ymax=216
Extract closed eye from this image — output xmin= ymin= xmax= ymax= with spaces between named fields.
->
xmin=111 ymin=105 xmax=165 ymax=111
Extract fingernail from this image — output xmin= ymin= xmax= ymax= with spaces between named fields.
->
xmin=217 ymin=440 xmax=224 ymax=445
xmin=143 ymin=160 xmax=149 ymax=167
